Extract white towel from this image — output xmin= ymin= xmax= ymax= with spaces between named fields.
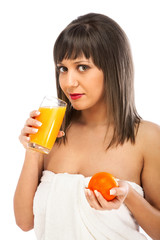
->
xmin=33 ymin=170 xmax=147 ymax=240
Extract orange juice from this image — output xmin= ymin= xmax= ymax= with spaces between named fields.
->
xmin=29 ymin=106 xmax=66 ymax=153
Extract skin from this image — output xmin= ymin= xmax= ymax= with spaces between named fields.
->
xmin=14 ymin=56 xmax=160 ymax=239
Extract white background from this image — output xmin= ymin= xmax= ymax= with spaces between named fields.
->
xmin=0 ymin=0 xmax=159 ymax=239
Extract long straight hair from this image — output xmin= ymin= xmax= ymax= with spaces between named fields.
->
xmin=53 ymin=13 xmax=141 ymax=148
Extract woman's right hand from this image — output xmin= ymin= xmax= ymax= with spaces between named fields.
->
xmin=19 ymin=110 xmax=65 ymax=149
xmin=19 ymin=110 xmax=42 ymax=149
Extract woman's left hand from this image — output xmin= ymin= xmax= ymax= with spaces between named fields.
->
xmin=85 ymin=181 xmax=130 ymax=210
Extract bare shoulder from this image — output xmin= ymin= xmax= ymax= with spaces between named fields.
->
xmin=137 ymin=120 xmax=160 ymax=151
xmin=138 ymin=120 xmax=160 ymax=138
xmin=138 ymin=120 xmax=160 ymax=209
xmin=136 ymin=120 xmax=160 ymax=157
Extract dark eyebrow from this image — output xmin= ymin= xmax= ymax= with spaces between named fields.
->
xmin=74 ymin=60 xmax=91 ymax=64
xmin=56 ymin=63 xmax=64 ymax=66
xmin=57 ymin=60 xmax=91 ymax=65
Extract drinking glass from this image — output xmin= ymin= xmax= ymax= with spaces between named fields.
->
xmin=28 ymin=96 xmax=67 ymax=154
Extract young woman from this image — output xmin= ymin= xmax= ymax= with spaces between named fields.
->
xmin=14 ymin=13 xmax=160 ymax=240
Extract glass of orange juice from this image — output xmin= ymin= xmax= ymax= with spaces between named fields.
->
xmin=28 ymin=96 xmax=67 ymax=154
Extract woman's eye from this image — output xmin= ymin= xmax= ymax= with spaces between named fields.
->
xmin=57 ymin=66 xmax=67 ymax=73
xmin=78 ymin=65 xmax=89 ymax=72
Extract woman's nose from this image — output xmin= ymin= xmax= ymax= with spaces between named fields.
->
xmin=66 ymin=70 xmax=79 ymax=87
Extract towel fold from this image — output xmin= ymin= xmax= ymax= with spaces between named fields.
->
xmin=33 ymin=170 xmax=147 ymax=240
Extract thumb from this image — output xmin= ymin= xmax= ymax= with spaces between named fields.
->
xmin=110 ymin=187 xmax=119 ymax=196
xmin=110 ymin=181 xmax=129 ymax=197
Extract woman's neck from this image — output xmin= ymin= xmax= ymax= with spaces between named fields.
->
xmin=78 ymin=104 xmax=108 ymax=127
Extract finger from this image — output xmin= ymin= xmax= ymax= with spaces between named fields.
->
xmin=85 ymin=189 xmax=102 ymax=210
xmin=19 ymin=134 xmax=30 ymax=142
xmin=94 ymin=190 xmax=121 ymax=210
xmin=94 ymin=190 xmax=110 ymax=208
xmin=110 ymin=184 xmax=128 ymax=197
xmin=21 ymin=126 xmax=39 ymax=135
xmin=19 ymin=135 xmax=30 ymax=148
xmin=30 ymin=110 xmax=40 ymax=118
xmin=110 ymin=188 xmax=118 ymax=196
xmin=25 ymin=118 xmax=42 ymax=128
xmin=57 ymin=131 xmax=65 ymax=138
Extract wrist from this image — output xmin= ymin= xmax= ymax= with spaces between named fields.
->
xmin=24 ymin=149 xmax=44 ymax=170
xmin=26 ymin=148 xmax=44 ymax=158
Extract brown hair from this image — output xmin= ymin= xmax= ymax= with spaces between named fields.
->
xmin=53 ymin=13 xmax=141 ymax=148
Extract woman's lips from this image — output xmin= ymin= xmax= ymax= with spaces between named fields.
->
xmin=69 ymin=93 xmax=84 ymax=100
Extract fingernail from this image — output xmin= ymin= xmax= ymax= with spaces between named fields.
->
xmin=33 ymin=128 xmax=38 ymax=133
xmin=26 ymin=137 xmax=30 ymax=141
xmin=36 ymin=111 xmax=40 ymax=115
xmin=87 ymin=189 xmax=91 ymax=196
xmin=110 ymin=189 xmax=116 ymax=195
xmin=94 ymin=190 xmax=99 ymax=197
xmin=37 ymin=121 xmax=42 ymax=127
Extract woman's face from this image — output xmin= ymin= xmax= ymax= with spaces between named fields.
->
xmin=57 ymin=55 xmax=105 ymax=111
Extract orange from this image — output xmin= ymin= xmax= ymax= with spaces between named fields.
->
xmin=88 ymin=172 xmax=118 ymax=201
